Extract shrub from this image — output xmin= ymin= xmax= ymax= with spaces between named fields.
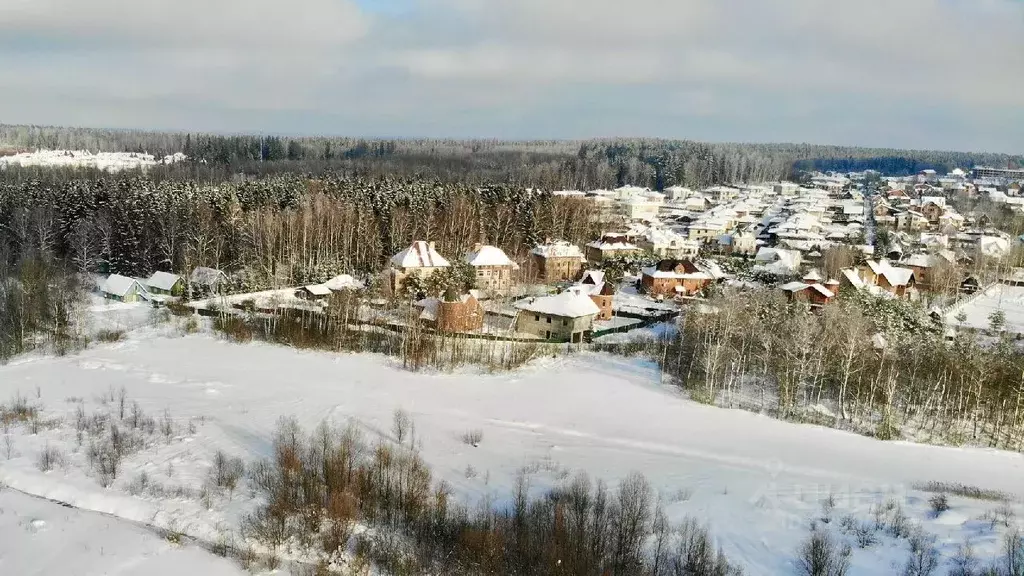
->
xmin=902 ymin=529 xmax=940 ymax=576
xmin=461 ymin=428 xmax=483 ymax=447
xmin=796 ymin=527 xmax=851 ymax=576
xmin=95 ymin=329 xmax=125 ymax=342
xmin=912 ymin=481 xmax=1009 ymax=502
xmin=928 ymin=493 xmax=949 ymax=516
xmin=210 ymin=450 xmax=245 ymax=495
xmin=36 ymin=444 xmax=63 ymax=472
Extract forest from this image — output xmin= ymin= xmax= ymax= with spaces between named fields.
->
xmin=2 ymin=123 xmax=1023 ymax=190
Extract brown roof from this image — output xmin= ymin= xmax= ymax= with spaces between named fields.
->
xmin=654 ymin=259 xmax=700 ymax=274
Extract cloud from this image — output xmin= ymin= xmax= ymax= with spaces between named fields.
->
xmin=0 ymin=0 xmax=1021 ymax=151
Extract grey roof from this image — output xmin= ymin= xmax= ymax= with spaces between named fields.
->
xmin=146 ymin=271 xmax=182 ymax=291
xmin=190 ymin=267 xmax=227 ymax=286
xmin=101 ymin=274 xmax=143 ymax=297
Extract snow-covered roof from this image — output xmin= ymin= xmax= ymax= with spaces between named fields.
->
xmin=866 ymin=260 xmax=915 ymax=287
xmin=101 ymin=274 xmax=143 ymax=297
xmin=531 ymin=241 xmax=584 ymax=259
xmin=415 ymin=297 xmax=441 ymax=321
xmin=514 ymin=288 xmax=601 ymax=318
xmin=302 ymin=284 xmax=332 ymax=297
xmin=146 ymin=271 xmax=181 ymax=291
xmin=391 ymin=241 xmax=451 ymax=269
xmin=803 ymin=269 xmax=823 ymax=282
xmin=465 ymin=245 xmax=517 ymax=268
xmin=324 ymin=274 xmax=363 ymax=291
xmin=781 ymin=281 xmax=835 ymax=299
xmin=586 ymin=237 xmax=640 ymax=251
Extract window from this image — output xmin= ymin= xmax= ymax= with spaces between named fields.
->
xmin=534 ymin=315 xmax=540 ymax=321
xmin=545 ymin=330 xmax=551 ymax=339
xmin=562 ymin=319 xmax=567 ymax=326
xmin=546 ymin=317 xmax=552 ymax=324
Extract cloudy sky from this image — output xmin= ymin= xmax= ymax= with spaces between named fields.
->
xmin=1 ymin=0 xmax=1022 ymax=152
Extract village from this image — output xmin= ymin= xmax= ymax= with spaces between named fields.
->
xmin=93 ymin=164 xmax=1024 ymax=343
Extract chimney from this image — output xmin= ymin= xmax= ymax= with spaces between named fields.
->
xmin=428 ymin=241 xmax=436 ymax=252
xmin=473 ymin=242 xmax=482 ymax=253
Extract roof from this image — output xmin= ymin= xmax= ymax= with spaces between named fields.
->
xmin=803 ymin=269 xmax=823 ymax=282
xmin=866 ymin=260 xmax=915 ymax=287
xmin=531 ymin=241 xmax=584 ymax=259
xmin=392 ymin=241 xmax=450 ymax=269
xmin=465 ymin=245 xmax=517 ymax=268
xmin=781 ymin=281 xmax=834 ymax=299
xmin=101 ymin=274 xmax=143 ymax=297
xmin=324 ymin=274 xmax=363 ymax=291
xmin=579 ymin=270 xmax=606 ymax=286
xmin=191 ymin=267 xmax=227 ymax=286
xmin=514 ymin=288 xmax=601 ymax=318
xmin=586 ymin=236 xmax=641 ymax=251
xmin=146 ymin=271 xmax=182 ymax=291
xmin=301 ymin=284 xmax=332 ymax=296
xmin=415 ymin=297 xmax=441 ymax=321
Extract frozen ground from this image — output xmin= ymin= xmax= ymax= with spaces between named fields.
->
xmin=2 ymin=319 xmax=1024 ymax=574
xmin=0 ymin=150 xmax=186 ymax=172
xmin=944 ymin=283 xmax=1024 ymax=334
xmin=0 ymin=489 xmax=244 ymax=576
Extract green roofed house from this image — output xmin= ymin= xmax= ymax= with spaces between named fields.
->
xmin=145 ymin=271 xmax=184 ymax=296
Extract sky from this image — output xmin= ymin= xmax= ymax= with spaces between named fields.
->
xmin=0 ymin=0 xmax=1022 ymax=153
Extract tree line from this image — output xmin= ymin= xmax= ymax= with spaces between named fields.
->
xmin=3 ymin=124 xmax=1022 ymax=189
xmin=604 ymin=288 xmax=1024 ymax=451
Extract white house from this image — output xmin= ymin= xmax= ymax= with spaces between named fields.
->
xmin=390 ymin=241 xmax=450 ymax=293
xmin=100 ymin=274 xmax=146 ymax=303
xmin=513 ymin=288 xmax=601 ymax=343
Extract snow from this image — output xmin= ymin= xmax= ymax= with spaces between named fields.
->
xmin=3 ymin=320 xmax=1024 ymax=573
xmin=323 ymin=273 xmax=362 ymax=291
xmin=146 ymin=271 xmax=182 ymax=292
xmin=0 ymin=149 xmax=187 ymax=172
xmin=0 ymin=490 xmax=244 ymax=576
xmin=465 ymin=245 xmax=517 ymax=267
xmin=514 ymin=288 xmax=601 ymax=318
xmin=944 ymin=283 xmax=1024 ymax=334
xmin=301 ymin=284 xmax=332 ymax=297
xmin=390 ymin=241 xmax=450 ymax=268
xmin=531 ymin=240 xmax=584 ymax=259
xmin=100 ymin=274 xmax=143 ymax=298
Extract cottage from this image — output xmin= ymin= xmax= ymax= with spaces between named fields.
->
xmin=862 ymin=260 xmax=917 ymax=298
xmin=531 ymin=240 xmax=586 ymax=282
xmin=753 ymin=247 xmax=803 ymax=276
xmin=324 ymin=274 xmax=363 ymax=291
xmin=780 ymin=281 xmax=835 ymax=307
xmin=640 ymin=260 xmax=714 ymax=297
xmin=190 ymin=267 xmax=229 ymax=295
xmin=415 ymin=292 xmax=484 ymax=333
xmin=585 ymin=234 xmax=643 ymax=263
xmin=390 ymin=241 xmax=450 ymax=294
xmin=637 ymin=228 xmax=700 ymax=259
xmin=296 ymin=284 xmax=332 ymax=301
xmin=513 ymin=288 xmax=601 ymax=342
xmin=100 ymin=274 xmax=146 ymax=303
xmin=145 ymin=271 xmax=184 ymax=296
xmin=465 ymin=244 xmax=519 ymax=295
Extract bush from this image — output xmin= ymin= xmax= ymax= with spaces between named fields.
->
xmin=928 ymin=493 xmax=949 ymax=516
xmin=95 ymin=329 xmax=125 ymax=342
xmin=796 ymin=527 xmax=851 ymax=576
xmin=902 ymin=529 xmax=940 ymax=576
xmin=912 ymin=481 xmax=1009 ymax=502
xmin=461 ymin=428 xmax=483 ymax=447
xmin=36 ymin=444 xmax=63 ymax=472
xmin=210 ymin=450 xmax=245 ymax=494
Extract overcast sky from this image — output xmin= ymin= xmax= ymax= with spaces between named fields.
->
xmin=1 ymin=0 xmax=1022 ymax=152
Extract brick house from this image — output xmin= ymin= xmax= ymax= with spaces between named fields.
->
xmin=390 ymin=241 xmax=450 ymax=294
xmin=585 ymin=233 xmax=643 ymax=263
xmin=574 ymin=270 xmax=615 ymax=320
xmin=415 ymin=292 xmax=484 ymax=333
xmin=465 ymin=244 xmax=519 ymax=295
xmin=531 ymin=240 xmax=586 ymax=282
xmin=640 ymin=259 xmax=714 ymax=297
xmin=780 ymin=281 xmax=835 ymax=307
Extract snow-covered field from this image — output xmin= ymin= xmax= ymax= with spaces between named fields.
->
xmin=0 ymin=150 xmax=186 ymax=172
xmin=945 ymin=283 xmax=1024 ymax=334
xmin=2 ymin=313 xmax=1024 ymax=574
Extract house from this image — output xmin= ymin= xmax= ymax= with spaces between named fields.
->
xmin=415 ymin=292 xmax=484 ymax=333
xmin=190 ymin=267 xmax=228 ymax=295
xmin=753 ymin=247 xmax=803 ymax=276
xmin=901 ymin=254 xmax=937 ymax=288
xmin=780 ymin=281 xmax=835 ymax=307
xmin=585 ymin=234 xmax=643 ymax=263
xmin=531 ymin=240 xmax=586 ymax=282
xmin=390 ymin=241 xmax=451 ymax=294
xmin=920 ymin=201 xmax=945 ymax=223
xmin=574 ymin=270 xmax=615 ymax=320
xmin=513 ymin=288 xmax=601 ymax=342
xmin=100 ymin=274 xmax=146 ymax=303
xmin=862 ymin=260 xmax=917 ymax=298
xmin=640 ymin=259 xmax=714 ymax=297
xmin=636 ymin=228 xmax=699 ymax=259
xmin=465 ymin=244 xmax=519 ymax=295
xmin=296 ymin=284 xmax=332 ymax=301
xmin=895 ymin=210 xmax=929 ymax=231
xmin=718 ymin=230 xmax=757 ymax=256
xmin=145 ymin=271 xmax=184 ymax=296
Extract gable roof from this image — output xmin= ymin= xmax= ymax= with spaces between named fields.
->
xmin=146 ymin=271 xmax=182 ymax=291
xmin=531 ymin=240 xmax=585 ymax=259
xmin=301 ymin=284 xmax=332 ymax=297
xmin=392 ymin=241 xmax=450 ymax=268
xmin=465 ymin=245 xmax=516 ymax=267
xmin=101 ymin=274 xmax=143 ymax=297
